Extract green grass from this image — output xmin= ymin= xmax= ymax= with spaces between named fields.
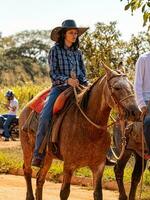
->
xmin=0 ymin=146 xmax=150 ymax=184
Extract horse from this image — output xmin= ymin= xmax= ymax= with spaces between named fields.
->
xmin=19 ymin=64 xmax=141 ymax=200
xmin=112 ymin=121 xmax=147 ymax=200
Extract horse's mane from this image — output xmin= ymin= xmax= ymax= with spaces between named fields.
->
xmin=78 ymin=75 xmax=105 ymax=110
xmin=77 ymin=68 xmax=124 ymax=110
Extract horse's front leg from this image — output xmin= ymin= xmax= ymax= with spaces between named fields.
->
xmin=35 ymin=152 xmax=53 ymax=200
xmin=114 ymin=150 xmax=131 ymax=200
xmin=60 ymin=165 xmax=74 ymax=200
xmin=91 ymin=160 xmax=106 ymax=200
xmin=129 ymin=154 xmax=147 ymax=200
xmin=20 ymin=131 xmax=34 ymax=200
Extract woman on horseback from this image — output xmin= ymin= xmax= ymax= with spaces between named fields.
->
xmin=32 ymin=19 xmax=89 ymax=167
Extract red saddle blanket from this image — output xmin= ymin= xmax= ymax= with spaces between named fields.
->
xmin=27 ymin=87 xmax=71 ymax=114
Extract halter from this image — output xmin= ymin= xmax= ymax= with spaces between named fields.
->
xmin=106 ymin=74 xmax=135 ymax=109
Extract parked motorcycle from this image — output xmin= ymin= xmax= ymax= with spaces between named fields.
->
xmin=0 ymin=116 xmax=19 ymax=141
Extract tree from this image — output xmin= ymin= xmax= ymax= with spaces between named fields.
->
xmin=2 ymin=30 xmax=51 ymax=64
xmin=118 ymin=31 xmax=150 ymax=81
xmin=80 ymin=21 xmax=126 ymax=79
xmin=121 ymin=0 xmax=150 ymax=27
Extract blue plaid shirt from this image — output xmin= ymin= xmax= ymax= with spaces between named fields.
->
xmin=48 ymin=43 xmax=88 ymax=87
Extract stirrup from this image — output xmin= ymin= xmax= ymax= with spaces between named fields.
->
xmin=51 ymin=143 xmax=59 ymax=155
xmin=105 ymin=156 xmax=116 ymax=166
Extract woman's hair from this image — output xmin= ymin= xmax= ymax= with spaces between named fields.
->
xmin=57 ymin=29 xmax=79 ymax=50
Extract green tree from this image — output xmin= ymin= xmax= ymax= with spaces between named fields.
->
xmin=0 ymin=30 xmax=50 ymax=85
xmin=122 ymin=31 xmax=150 ymax=80
xmin=121 ymin=0 xmax=150 ymax=27
xmin=80 ymin=21 xmax=126 ymax=79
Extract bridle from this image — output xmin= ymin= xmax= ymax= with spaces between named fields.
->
xmin=74 ymin=74 xmax=135 ymax=130
xmin=106 ymin=74 xmax=135 ymax=111
xmin=106 ymin=73 xmax=135 ymax=160
xmin=73 ymin=73 xmax=135 ymax=160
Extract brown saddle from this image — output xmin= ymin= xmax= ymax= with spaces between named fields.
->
xmin=126 ymin=121 xmax=148 ymax=157
xmin=22 ymin=87 xmax=74 ymax=159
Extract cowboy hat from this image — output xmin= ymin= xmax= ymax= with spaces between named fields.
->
xmin=50 ymin=19 xmax=89 ymax=42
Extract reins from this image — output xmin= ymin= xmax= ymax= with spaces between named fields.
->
xmin=73 ymin=76 xmax=116 ymax=130
xmin=71 ymin=66 xmax=135 ymax=161
xmin=138 ymin=115 xmax=145 ymax=200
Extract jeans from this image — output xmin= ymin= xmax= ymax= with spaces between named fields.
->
xmin=2 ymin=114 xmax=16 ymax=138
xmin=33 ymin=85 xmax=69 ymax=160
xmin=144 ymin=101 xmax=150 ymax=154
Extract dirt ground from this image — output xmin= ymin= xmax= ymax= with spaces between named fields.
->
xmin=0 ymin=174 xmax=118 ymax=200
xmin=0 ymin=140 xmax=21 ymax=149
xmin=0 ymin=140 xmax=119 ymax=199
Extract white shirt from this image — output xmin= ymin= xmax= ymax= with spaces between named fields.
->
xmin=134 ymin=52 xmax=150 ymax=110
xmin=8 ymin=97 xmax=19 ymax=115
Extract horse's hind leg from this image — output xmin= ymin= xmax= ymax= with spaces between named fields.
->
xmin=91 ymin=161 xmax=106 ymax=200
xmin=35 ymin=152 xmax=53 ymax=200
xmin=114 ymin=150 xmax=132 ymax=200
xmin=60 ymin=165 xmax=74 ymax=200
xmin=21 ymin=133 xmax=34 ymax=200
xmin=129 ymin=153 xmax=147 ymax=200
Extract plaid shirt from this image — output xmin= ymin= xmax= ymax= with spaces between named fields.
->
xmin=48 ymin=43 xmax=88 ymax=87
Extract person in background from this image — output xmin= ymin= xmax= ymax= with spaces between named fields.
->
xmin=31 ymin=19 xmax=89 ymax=167
xmin=134 ymin=51 xmax=150 ymax=160
xmin=1 ymin=90 xmax=19 ymax=141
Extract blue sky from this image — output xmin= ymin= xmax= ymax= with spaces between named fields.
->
xmin=0 ymin=0 xmax=146 ymax=41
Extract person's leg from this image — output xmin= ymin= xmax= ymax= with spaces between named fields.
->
xmin=2 ymin=114 xmax=8 ymax=119
xmin=3 ymin=115 xmax=16 ymax=139
xmin=32 ymin=86 xmax=68 ymax=165
xmin=144 ymin=115 xmax=150 ymax=154
xmin=0 ymin=115 xmax=6 ymax=128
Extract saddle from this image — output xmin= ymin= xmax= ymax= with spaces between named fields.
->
xmin=126 ymin=121 xmax=148 ymax=157
xmin=22 ymin=87 xmax=74 ymax=158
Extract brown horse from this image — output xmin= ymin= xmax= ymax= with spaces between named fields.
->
xmin=112 ymin=121 xmax=147 ymax=200
xmin=19 ymin=65 xmax=140 ymax=200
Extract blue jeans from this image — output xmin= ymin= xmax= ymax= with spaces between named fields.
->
xmin=144 ymin=101 xmax=150 ymax=154
xmin=33 ymin=85 xmax=69 ymax=160
xmin=2 ymin=114 xmax=16 ymax=138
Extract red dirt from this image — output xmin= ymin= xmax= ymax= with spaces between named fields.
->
xmin=0 ymin=174 xmax=119 ymax=200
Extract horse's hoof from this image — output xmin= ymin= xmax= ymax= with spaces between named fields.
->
xmin=119 ymin=196 xmax=127 ymax=200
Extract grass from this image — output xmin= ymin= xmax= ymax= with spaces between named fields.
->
xmin=0 ymin=145 xmax=150 ymax=183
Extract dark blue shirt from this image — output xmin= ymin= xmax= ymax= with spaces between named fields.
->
xmin=48 ymin=43 xmax=88 ymax=87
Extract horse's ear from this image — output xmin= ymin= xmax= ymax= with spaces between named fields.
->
xmin=100 ymin=61 xmax=118 ymax=78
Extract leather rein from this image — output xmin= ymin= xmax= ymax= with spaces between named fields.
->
xmin=73 ymin=74 xmax=135 ymax=161
xmin=73 ymin=74 xmax=134 ymax=130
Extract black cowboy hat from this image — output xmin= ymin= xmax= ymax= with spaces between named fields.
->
xmin=5 ymin=90 xmax=14 ymax=98
xmin=50 ymin=19 xmax=89 ymax=42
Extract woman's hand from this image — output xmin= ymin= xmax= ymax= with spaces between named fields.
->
xmin=67 ymin=78 xmax=79 ymax=87
xmin=141 ymin=106 xmax=148 ymax=118
xmin=4 ymin=103 xmax=10 ymax=109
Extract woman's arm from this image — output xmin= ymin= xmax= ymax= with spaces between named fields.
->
xmin=48 ymin=47 xmax=68 ymax=84
xmin=134 ymin=56 xmax=146 ymax=110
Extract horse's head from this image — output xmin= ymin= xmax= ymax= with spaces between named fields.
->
xmin=101 ymin=62 xmax=140 ymax=122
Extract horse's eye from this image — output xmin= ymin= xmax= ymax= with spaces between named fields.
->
xmin=114 ymin=87 xmax=121 ymax=91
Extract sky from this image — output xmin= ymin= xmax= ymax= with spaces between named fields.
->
xmin=0 ymin=0 xmax=147 ymax=41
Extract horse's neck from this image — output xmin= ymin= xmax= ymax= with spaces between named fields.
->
xmin=86 ymin=77 xmax=111 ymax=126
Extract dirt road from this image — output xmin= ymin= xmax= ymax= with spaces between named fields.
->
xmin=0 ymin=174 xmax=118 ymax=200
xmin=0 ymin=140 xmax=20 ymax=149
